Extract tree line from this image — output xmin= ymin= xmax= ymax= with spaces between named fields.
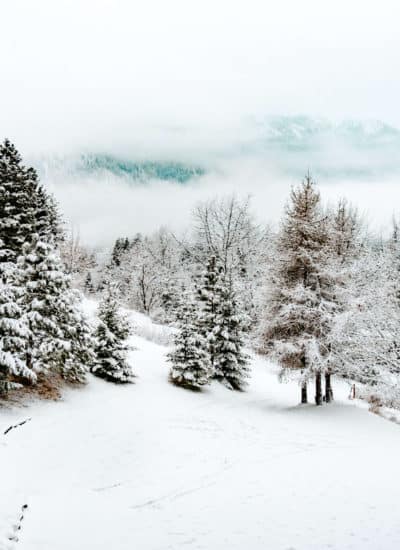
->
xmin=80 ymin=172 xmax=400 ymax=406
xmin=2 ymin=140 xmax=400 ymax=410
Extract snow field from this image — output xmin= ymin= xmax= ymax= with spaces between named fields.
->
xmin=1 ymin=310 xmax=400 ymax=549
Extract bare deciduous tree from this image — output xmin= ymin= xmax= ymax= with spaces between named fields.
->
xmin=192 ymin=195 xmax=263 ymax=276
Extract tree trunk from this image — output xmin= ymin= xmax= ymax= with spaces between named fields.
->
xmin=315 ymin=372 xmax=322 ymax=406
xmin=300 ymin=355 xmax=308 ymax=404
xmin=325 ymin=372 xmax=334 ymax=403
xmin=301 ymin=383 xmax=308 ymax=404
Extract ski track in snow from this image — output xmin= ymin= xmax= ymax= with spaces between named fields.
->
xmin=1 ymin=306 xmax=400 ymax=549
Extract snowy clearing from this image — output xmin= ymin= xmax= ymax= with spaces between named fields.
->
xmin=1 ymin=312 xmax=400 ymax=550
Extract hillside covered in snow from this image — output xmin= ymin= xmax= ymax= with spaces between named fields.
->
xmin=1 ymin=304 xmax=400 ymax=550
xmin=3 ymin=2 xmax=400 ymax=548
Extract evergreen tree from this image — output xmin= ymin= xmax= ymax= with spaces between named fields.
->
xmin=213 ymin=282 xmax=250 ymax=390
xmin=196 ymin=256 xmax=224 ymax=371
xmin=110 ymin=237 xmax=131 ymax=267
xmin=0 ymin=140 xmax=61 ymax=262
xmin=0 ymin=257 xmax=36 ymax=394
xmin=160 ymin=278 xmax=185 ymax=324
xmin=18 ymin=236 xmax=94 ymax=383
xmin=84 ymin=272 xmax=95 ymax=294
xmin=111 ymin=238 xmax=124 ymax=267
xmin=35 ymin=185 xmax=64 ymax=244
xmin=92 ymin=284 xmax=134 ymax=383
xmin=55 ymin=289 xmax=96 ymax=383
xmin=262 ymin=174 xmax=336 ymax=405
xmin=0 ymin=140 xmax=39 ymax=261
xmin=168 ymin=292 xmax=212 ymax=389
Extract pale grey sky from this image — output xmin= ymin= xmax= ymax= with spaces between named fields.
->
xmin=2 ymin=0 xmax=400 ymax=243
xmin=1 ymin=0 xmax=400 ymax=153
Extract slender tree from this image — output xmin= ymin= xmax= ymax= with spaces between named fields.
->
xmin=213 ymin=281 xmax=250 ymax=390
xmin=262 ymin=174 xmax=336 ymax=404
xmin=196 ymin=255 xmax=224 ymax=371
xmin=84 ymin=272 xmax=95 ymax=294
xmin=168 ymin=292 xmax=212 ymax=389
xmin=92 ymin=284 xmax=134 ymax=383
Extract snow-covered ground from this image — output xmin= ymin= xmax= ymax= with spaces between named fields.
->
xmin=1 ymin=308 xmax=400 ymax=550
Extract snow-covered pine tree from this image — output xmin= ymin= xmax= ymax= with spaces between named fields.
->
xmin=18 ymin=236 xmax=94 ymax=383
xmin=35 ymin=185 xmax=64 ymax=244
xmin=196 ymin=255 xmax=224 ymax=372
xmin=160 ymin=279 xmax=184 ymax=324
xmin=0 ymin=140 xmax=38 ymax=262
xmin=110 ymin=237 xmax=131 ymax=267
xmin=56 ymin=289 xmax=96 ymax=383
xmin=168 ymin=292 xmax=212 ymax=389
xmin=84 ymin=272 xmax=95 ymax=294
xmin=262 ymin=173 xmax=336 ymax=405
xmin=0 ymin=140 xmax=61 ymax=262
xmin=92 ymin=284 xmax=134 ymax=383
xmin=213 ymin=280 xmax=250 ymax=390
xmin=0 ymin=256 xmax=36 ymax=394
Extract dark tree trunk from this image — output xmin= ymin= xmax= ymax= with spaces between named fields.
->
xmin=315 ymin=372 xmax=322 ymax=406
xmin=300 ymin=355 xmax=308 ymax=404
xmin=325 ymin=372 xmax=334 ymax=403
xmin=301 ymin=383 xmax=308 ymax=404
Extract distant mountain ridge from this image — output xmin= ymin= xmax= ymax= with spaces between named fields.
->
xmin=32 ymin=116 xmax=400 ymax=184
xmin=252 ymin=116 xmax=400 ymax=151
xmin=35 ymin=154 xmax=205 ymax=183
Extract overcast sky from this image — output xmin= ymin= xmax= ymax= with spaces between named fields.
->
xmin=1 ymin=0 xmax=400 ymax=242
xmin=1 ymin=0 xmax=400 ymax=154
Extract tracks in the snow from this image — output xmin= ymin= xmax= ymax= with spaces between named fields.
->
xmin=130 ymin=479 xmax=217 ymax=510
xmin=3 ymin=418 xmax=32 ymax=436
xmin=6 ymin=504 xmax=29 ymax=546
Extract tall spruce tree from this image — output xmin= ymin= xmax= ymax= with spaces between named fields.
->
xmin=92 ymin=284 xmax=134 ymax=383
xmin=262 ymin=174 xmax=336 ymax=405
xmin=18 ymin=236 xmax=94 ymax=383
xmin=0 ymin=140 xmax=62 ymax=262
xmin=196 ymin=256 xmax=224 ymax=371
xmin=0 ymin=256 xmax=36 ymax=394
xmin=213 ymin=282 xmax=250 ymax=390
xmin=168 ymin=292 xmax=212 ymax=389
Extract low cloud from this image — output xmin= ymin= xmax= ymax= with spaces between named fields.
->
xmin=45 ymin=155 xmax=399 ymax=246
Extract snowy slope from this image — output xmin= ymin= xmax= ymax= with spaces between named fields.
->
xmin=1 ymin=309 xmax=400 ymax=549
